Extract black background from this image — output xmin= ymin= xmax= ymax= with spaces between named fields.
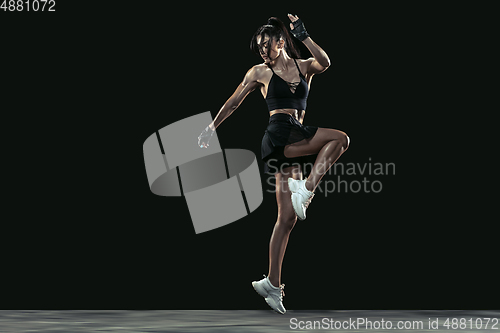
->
xmin=1 ymin=2 xmax=495 ymax=310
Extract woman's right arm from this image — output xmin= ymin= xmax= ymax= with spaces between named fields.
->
xmin=199 ymin=66 xmax=261 ymax=148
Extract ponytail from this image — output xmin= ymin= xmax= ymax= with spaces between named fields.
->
xmin=250 ymin=17 xmax=301 ymax=59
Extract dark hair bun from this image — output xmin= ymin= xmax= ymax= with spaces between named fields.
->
xmin=267 ymin=17 xmax=280 ymax=26
xmin=250 ymin=16 xmax=301 ymax=59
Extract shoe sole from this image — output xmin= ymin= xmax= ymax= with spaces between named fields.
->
xmin=265 ymin=297 xmax=286 ymax=315
xmin=291 ymin=192 xmax=306 ymax=220
xmin=252 ymin=282 xmax=286 ymax=315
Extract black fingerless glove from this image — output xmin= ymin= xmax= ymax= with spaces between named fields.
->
xmin=198 ymin=126 xmax=214 ymax=147
xmin=290 ymin=18 xmax=310 ymax=41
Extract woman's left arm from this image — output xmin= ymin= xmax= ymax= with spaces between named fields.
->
xmin=288 ymin=14 xmax=330 ymax=75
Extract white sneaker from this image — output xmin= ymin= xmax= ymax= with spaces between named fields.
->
xmin=251 ymin=275 xmax=286 ymax=314
xmin=288 ymin=178 xmax=314 ymax=220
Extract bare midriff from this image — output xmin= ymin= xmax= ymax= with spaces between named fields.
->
xmin=269 ymin=109 xmax=305 ymax=123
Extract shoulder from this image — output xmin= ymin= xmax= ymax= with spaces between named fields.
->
xmin=249 ymin=63 xmax=270 ymax=77
xmin=296 ymin=57 xmax=328 ymax=76
xmin=296 ymin=58 xmax=314 ymax=65
xmin=295 ymin=58 xmax=314 ymax=70
xmin=244 ymin=64 xmax=271 ymax=83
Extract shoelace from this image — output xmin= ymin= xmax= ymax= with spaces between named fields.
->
xmin=304 ymin=193 xmax=314 ymax=208
xmin=298 ymin=190 xmax=314 ymax=208
xmin=279 ymin=284 xmax=285 ymax=299
xmin=263 ymin=274 xmax=285 ymax=299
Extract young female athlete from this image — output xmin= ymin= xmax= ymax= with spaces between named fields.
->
xmin=198 ymin=14 xmax=349 ymax=314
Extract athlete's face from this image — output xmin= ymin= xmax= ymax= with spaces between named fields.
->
xmin=257 ymin=35 xmax=283 ymax=64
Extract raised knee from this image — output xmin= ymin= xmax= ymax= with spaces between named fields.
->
xmin=341 ymin=132 xmax=349 ymax=150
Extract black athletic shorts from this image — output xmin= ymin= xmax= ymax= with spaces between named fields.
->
xmin=261 ymin=113 xmax=318 ymax=175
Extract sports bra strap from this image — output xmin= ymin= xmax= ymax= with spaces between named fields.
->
xmin=293 ymin=58 xmax=304 ymax=77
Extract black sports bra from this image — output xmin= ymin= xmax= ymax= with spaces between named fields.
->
xmin=265 ymin=58 xmax=309 ymax=111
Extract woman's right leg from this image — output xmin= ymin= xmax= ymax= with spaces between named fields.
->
xmin=284 ymin=128 xmax=349 ymax=192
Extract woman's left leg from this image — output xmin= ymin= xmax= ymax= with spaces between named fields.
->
xmin=267 ymin=164 xmax=302 ymax=288
xmin=251 ymin=164 xmax=301 ymax=314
